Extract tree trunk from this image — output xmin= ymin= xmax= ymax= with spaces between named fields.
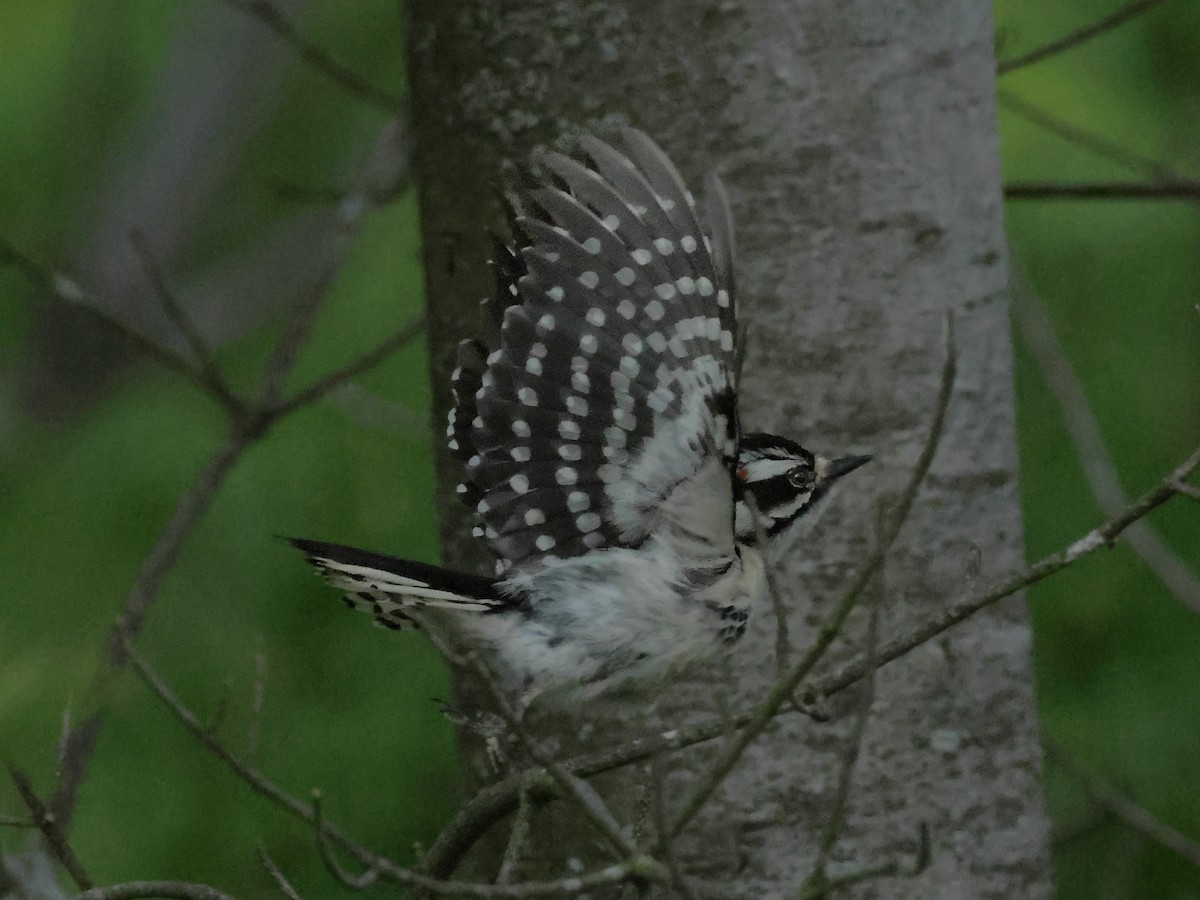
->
xmin=405 ymin=1 xmax=1055 ymax=895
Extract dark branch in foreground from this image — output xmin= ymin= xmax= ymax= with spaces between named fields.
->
xmin=1004 ymin=181 xmax=1200 ymax=202
xmin=997 ymin=0 xmax=1171 ymax=75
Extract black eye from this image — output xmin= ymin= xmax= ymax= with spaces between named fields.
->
xmin=787 ymin=467 xmax=813 ymax=489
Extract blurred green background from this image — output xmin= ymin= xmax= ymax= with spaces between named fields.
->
xmin=0 ymin=2 xmax=1197 ymax=897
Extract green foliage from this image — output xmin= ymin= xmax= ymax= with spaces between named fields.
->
xmin=998 ymin=0 xmax=1200 ymax=895
xmin=0 ymin=2 xmax=455 ymax=895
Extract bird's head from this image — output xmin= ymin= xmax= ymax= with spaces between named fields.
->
xmin=734 ymin=432 xmax=871 ymax=544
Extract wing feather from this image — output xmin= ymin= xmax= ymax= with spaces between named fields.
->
xmin=451 ymin=131 xmax=741 ymax=570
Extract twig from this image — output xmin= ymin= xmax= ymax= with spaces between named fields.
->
xmin=0 ymin=813 xmax=33 ymax=827
xmin=50 ymin=303 xmax=423 ymax=825
xmin=7 ymin=763 xmax=93 ymax=890
xmin=996 ymin=90 xmax=1177 ymax=181
xmin=801 ymin=512 xmax=886 ymax=896
xmin=0 ymin=237 xmax=227 ymax=405
xmin=127 ymin=637 xmax=659 ymax=897
xmin=815 ymin=442 xmax=1200 ymax=700
xmin=218 ymin=0 xmax=405 ymax=114
xmin=1169 ymin=478 xmax=1200 ymax=502
xmin=1047 ymin=740 xmax=1200 ymax=870
xmin=51 ymin=428 xmax=253 ymax=825
xmin=258 ymin=846 xmax=304 ymax=900
xmin=128 ymin=228 xmax=242 ymax=415
xmin=663 ymin=315 xmax=957 ymax=843
xmin=649 ymin=758 xmax=699 ymax=900
xmin=997 ymin=0 xmax=1171 ymax=75
xmin=312 ymin=790 xmax=380 ymax=890
xmin=255 ymin=121 xmax=409 ymax=410
xmin=74 ymin=883 xmax=236 ymax=900
xmin=111 ymin=432 xmax=249 ymax=665
xmin=796 ymin=824 xmax=930 ymax=900
xmin=1012 ymin=274 xmax=1200 ymax=614
xmin=122 ymin=638 xmax=402 ymax=876
xmin=268 ymin=315 xmax=427 ymax=419
xmin=495 ymin=786 xmax=534 ymax=885
xmin=417 ymin=616 xmax=642 ymax=863
xmin=1004 ymin=181 xmax=1200 ymax=201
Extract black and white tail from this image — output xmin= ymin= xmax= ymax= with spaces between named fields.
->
xmin=289 ymin=538 xmax=510 ymax=631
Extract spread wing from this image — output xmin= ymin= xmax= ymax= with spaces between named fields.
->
xmin=448 ymin=128 xmax=740 ymax=571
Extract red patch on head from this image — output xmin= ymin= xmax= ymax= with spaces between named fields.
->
xmin=737 ymin=468 xmax=749 ymax=480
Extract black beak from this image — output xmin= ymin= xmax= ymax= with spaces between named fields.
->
xmin=824 ymin=455 xmax=872 ymax=482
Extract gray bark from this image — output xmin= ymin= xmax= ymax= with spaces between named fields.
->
xmin=406 ymin=0 xmax=1055 ymax=895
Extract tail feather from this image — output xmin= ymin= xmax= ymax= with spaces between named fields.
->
xmin=289 ymin=538 xmax=510 ymax=631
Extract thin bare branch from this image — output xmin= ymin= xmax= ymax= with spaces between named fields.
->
xmin=111 ymin=432 xmax=249 ymax=665
xmin=495 ymin=786 xmax=535 ymax=885
xmin=996 ymin=90 xmax=1177 ymax=181
xmin=268 ymin=315 xmax=427 ymax=419
xmin=127 ymin=637 xmax=661 ymax=897
xmin=255 ymin=123 xmax=410 ymax=410
xmin=802 ymin=519 xmax=886 ymax=895
xmin=7 ymin=763 xmax=93 ymax=890
xmin=51 ymin=428 xmax=254 ymax=827
xmin=122 ymin=639 xmax=400 ymax=875
xmin=51 ymin=301 xmax=422 ymax=823
xmin=998 ymin=0 xmax=1171 ymax=75
xmin=796 ymin=825 xmax=930 ymax=900
xmin=649 ymin=759 xmax=699 ymax=900
xmin=0 ymin=237 xmax=226 ymax=404
xmin=50 ymin=116 xmax=413 ymax=826
xmin=128 ymin=228 xmax=242 ymax=415
xmin=258 ymin=846 xmax=304 ymax=900
xmin=1013 ymin=275 xmax=1200 ymax=613
xmin=0 ymin=813 xmax=33 ymax=827
xmin=312 ymin=790 xmax=380 ymax=890
xmin=664 ymin=315 xmax=957 ymax=843
xmin=218 ymin=0 xmax=405 ymax=114
xmin=816 ymin=442 xmax=1200 ymax=701
xmin=1169 ymin=478 xmax=1200 ymax=502
xmin=417 ymin=616 xmax=642 ymax=863
xmin=1004 ymin=181 xmax=1200 ymax=201
xmin=74 ymin=883 xmax=237 ymax=900
xmin=1047 ymin=740 xmax=1200 ymax=870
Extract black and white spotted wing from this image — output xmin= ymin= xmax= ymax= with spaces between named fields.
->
xmin=450 ymin=129 xmax=741 ymax=571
